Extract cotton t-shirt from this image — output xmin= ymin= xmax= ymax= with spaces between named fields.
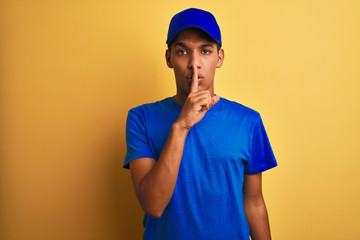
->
xmin=124 ymin=96 xmax=277 ymax=240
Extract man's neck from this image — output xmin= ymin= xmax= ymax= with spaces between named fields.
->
xmin=174 ymin=94 xmax=186 ymax=106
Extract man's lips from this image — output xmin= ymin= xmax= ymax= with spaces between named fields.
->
xmin=186 ymin=75 xmax=204 ymax=81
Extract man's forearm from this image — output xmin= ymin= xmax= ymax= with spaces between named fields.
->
xmin=136 ymin=122 xmax=188 ymax=218
xmin=245 ymin=200 xmax=272 ymax=240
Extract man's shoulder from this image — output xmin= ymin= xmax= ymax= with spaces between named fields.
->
xmin=220 ymin=97 xmax=260 ymax=119
xmin=128 ymin=96 xmax=177 ymax=115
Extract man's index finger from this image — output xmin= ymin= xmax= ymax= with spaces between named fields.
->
xmin=190 ymin=65 xmax=198 ymax=93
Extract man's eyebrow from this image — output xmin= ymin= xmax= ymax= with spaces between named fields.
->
xmin=174 ymin=42 xmax=186 ymax=48
xmin=201 ymin=43 xmax=214 ymax=48
xmin=173 ymin=42 xmax=214 ymax=48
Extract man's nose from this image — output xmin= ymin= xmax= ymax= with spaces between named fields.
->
xmin=188 ymin=51 xmax=200 ymax=69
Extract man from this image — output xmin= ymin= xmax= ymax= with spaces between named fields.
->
xmin=124 ymin=8 xmax=277 ymax=240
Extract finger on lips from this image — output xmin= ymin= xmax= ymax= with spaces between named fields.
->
xmin=190 ymin=65 xmax=198 ymax=93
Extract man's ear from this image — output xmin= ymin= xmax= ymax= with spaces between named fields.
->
xmin=166 ymin=49 xmax=173 ymax=68
xmin=216 ymin=48 xmax=225 ymax=68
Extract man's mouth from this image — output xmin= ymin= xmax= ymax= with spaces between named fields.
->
xmin=186 ymin=75 xmax=204 ymax=81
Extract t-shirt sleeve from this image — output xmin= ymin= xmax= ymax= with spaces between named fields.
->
xmin=123 ymin=108 xmax=155 ymax=169
xmin=244 ymin=114 xmax=278 ymax=175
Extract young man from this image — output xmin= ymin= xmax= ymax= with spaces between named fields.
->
xmin=124 ymin=8 xmax=277 ymax=240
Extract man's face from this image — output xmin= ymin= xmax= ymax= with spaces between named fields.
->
xmin=166 ymin=28 xmax=224 ymax=98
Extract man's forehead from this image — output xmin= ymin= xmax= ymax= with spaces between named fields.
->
xmin=173 ymin=42 xmax=215 ymax=49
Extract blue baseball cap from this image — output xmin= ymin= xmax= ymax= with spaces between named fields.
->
xmin=166 ymin=8 xmax=222 ymax=47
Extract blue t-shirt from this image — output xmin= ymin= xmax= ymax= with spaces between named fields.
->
xmin=124 ymin=97 xmax=277 ymax=240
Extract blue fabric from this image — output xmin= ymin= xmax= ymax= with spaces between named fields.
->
xmin=124 ymin=97 xmax=277 ymax=240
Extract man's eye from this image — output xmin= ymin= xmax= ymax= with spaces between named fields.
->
xmin=202 ymin=50 xmax=211 ymax=54
xmin=176 ymin=50 xmax=187 ymax=55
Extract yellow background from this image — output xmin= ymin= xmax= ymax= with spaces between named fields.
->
xmin=1 ymin=0 xmax=359 ymax=239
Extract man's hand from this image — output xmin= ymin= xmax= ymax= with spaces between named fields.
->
xmin=176 ymin=65 xmax=220 ymax=130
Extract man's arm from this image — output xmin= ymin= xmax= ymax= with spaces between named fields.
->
xmin=129 ymin=122 xmax=188 ymax=218
xmin=129 ymin=65 xmax=220 ymax=218
xmin=243 ymin=173 xmax=272 ymax=240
